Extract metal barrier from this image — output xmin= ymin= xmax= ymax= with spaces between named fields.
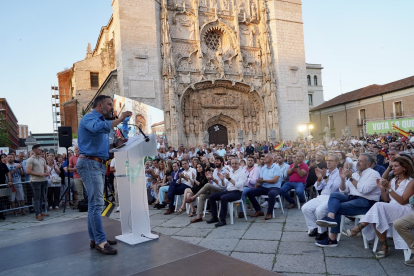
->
xmin=0 ymin=181 xmax=39 ymax=214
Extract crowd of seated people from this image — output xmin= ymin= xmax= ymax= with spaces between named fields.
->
xmin=138 ymin=132 xmax=414 ymax=265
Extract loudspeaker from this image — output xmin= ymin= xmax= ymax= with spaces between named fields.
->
xmin=58 ymin=126 xmax=72 ymax=148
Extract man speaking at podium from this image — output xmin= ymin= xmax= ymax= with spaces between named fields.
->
xmin=77 ymin=95 xmax=132 ymax=255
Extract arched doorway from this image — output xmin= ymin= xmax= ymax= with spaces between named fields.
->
xmin=208 ymin=124 xmax=228 ymax=145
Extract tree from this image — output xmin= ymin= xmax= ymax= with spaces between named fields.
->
xmin=0 ymin=113 xmax=11 ymax=147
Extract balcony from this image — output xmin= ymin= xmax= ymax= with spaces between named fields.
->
xmin=390 ymin=111 xmax=404 ymax=119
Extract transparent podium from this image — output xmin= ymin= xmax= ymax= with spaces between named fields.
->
xmin=110 ymin=134 xmax=159 ymax=245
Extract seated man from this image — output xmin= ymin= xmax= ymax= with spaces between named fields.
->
xmin=315 ymin=153 xmax=381 ymax=247
xmin=187 ymin=156 xmax=228 ymax=223
xmin=207 ymin=158 xmax=247 ymax=227
xmin=163 ymin=160 xmax=195 ymax=215
xmin=394 ymin=195 xmax=414 ymax=266
xmin=280 ymin=152 xmax=309 ymax=209
xmin=246 ymin=154 xmax=282 ymax=220
xmin=302 ymin=154 xmax=340 ymax=240
xmin=238 ymin=155 xmax=260 ymax=218
xmin=157 ymin=162 xmax=181 ymax=209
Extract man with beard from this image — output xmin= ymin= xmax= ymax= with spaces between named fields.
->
xmin=186 ymin=156 xmax=228 ymax=223
xmin=76 ymin=95 xmax=132 ymax=255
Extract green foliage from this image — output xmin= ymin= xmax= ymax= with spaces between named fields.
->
xmin=81 ymin=106 xmax=86 ymax=118
xmin=0 ymin=113 xmax=11 ymax=147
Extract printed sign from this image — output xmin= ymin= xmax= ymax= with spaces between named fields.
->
xmin=366 ymin=118 xmax=414 ymax=134
xmin=0 ymin=147 xmax=9 ymax=155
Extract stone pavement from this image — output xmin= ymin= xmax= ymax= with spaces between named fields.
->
xmin=1 ymin=206 xmax=413 ymax=276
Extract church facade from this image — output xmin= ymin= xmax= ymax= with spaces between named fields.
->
xmin=61 ymin=0 xmax=310 ymax=146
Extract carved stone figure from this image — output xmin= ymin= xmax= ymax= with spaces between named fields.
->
xmin=323 ymin=126 xmax=331 ymax=144
xmin=251 ymin=2 xmax=258 ymax=20
xmin=342 ymin=126 xmax=351 ymax=137
xmin=269 ymin=129 xmax=276 ymax=144
xmin=203 ymin=131 xmax=209 ymax=144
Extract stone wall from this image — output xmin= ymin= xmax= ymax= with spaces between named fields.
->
xmin=112 ymin=0 xmax=163 ymax=109
xmin=267 ymin=0 xmax=309 ymax=140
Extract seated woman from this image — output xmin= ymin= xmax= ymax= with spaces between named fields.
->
xmin=151 ymin=160 xmax=166 ymax=207
xmin=178 ymin=163 xmax=208 ymax=217
xmin=153 ymin=161 xmax=173 ymax=209
xmin=342 ymin=156 xmax=414 ymax=258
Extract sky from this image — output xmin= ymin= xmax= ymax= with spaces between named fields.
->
xmin=1 ymin=0 xmax=413 ymax=134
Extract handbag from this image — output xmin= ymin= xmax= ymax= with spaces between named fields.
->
xmin=52 ymin=176 xmax=62 ymax=184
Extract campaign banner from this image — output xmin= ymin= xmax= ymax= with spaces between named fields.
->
xmin=366 ymin=117 xmax=414 ymax=134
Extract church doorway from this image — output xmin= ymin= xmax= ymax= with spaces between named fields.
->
xmin=208 ymin=124 xmax=228 ymax=146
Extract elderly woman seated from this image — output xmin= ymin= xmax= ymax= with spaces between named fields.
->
xmin=342 ymin=156 xmax=414 ymax=258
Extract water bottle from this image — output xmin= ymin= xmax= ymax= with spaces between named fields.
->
xmin=125 ymin=161 xmax=130 ymax=177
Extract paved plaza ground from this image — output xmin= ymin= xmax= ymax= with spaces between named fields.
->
xmin=0 ymin=205 xmax=412 ymax=276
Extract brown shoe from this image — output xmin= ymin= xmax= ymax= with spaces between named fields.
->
xmin=162 ymin=199 xmax=172 ymax=204
xmin=164 ymin=209 xmax=174 ymax=215
xmin=265 ymin=214 xmax=272 ymax=220
xmin=250 ymin=211 xmax=264 ymax=217
xmin=36 ymin=214 xmax=43 ymax=221
xmin=287 ymin=203 xmax=297 ymax=209
xmin=190 ymin=217 xmax=203 ymax=223
xmin=95 ymin=242 xmax=117 ymax=255
xmin=40 ymin=213 xmax=50 ymax=217
xmin=90 ymin=239 xmax=117 ymax=249
xmin=238 ymin=212 xmax=244 ymax=218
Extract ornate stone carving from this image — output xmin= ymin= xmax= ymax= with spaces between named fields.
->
xmin=342 ymin=126 xmax=351 ymax=137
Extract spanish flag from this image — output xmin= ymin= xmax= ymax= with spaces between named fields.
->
xmin=274 ymin=140 xmax=284 ymax=150
xmin=392 ymin=123 xmax=409 ymax=138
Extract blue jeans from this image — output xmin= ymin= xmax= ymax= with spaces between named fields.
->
xmin=77 ymin=158 xmax=106 ymax=244
xmin=280 ymin=182 xmax=306 ymax=204
xmin=209 ymin=190 xmax=242 ymax=221
xmin=238 ymin=187 xmax=252 ymax=212
xmin=327 ymin=192 xmax=375 ymax=233
xmin=246 ymin=186 xmax=280 ymax=214
xmin=167 ymin=182 xmax=188 ymax=210
xmin=31 ymin=181 xmax=48 ymax=215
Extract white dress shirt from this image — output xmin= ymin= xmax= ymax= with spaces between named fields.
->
xmin=340 ymin=168 xmax=381 ymax=201
xmin=223 ymin=167 xmax=247 ymax=192
xmin=314 ymin=168 xmax=341 ymax=196
xmin=180 ymin=167 xmax=196 ymax=187
xmin=212 ymin=167 xmax=229 ymax=190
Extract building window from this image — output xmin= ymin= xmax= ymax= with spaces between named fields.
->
xmin=358 ymin=109 xmax=366 ymax=125
xmin=328 ymin=115 xmax=334 ymax=129
xmin=308 ymin=94 xmax=313 ymax=105
xmin=394 ymin=101 xmax=402 ymax=117
xmin=314 ymin=75 xmax=318 ymax=86
xmin=90 ymin=72 xmax=99 ymax=88
xmin=307 ymin=75 xmax=311 ymax=86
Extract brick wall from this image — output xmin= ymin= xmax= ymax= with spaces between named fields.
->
xmin=310 ymin=86 xmax=414 ymax=138
xmin=57 ymin=69 xmax=72 ymax=103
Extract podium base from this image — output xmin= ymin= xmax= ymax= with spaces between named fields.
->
xmin=116 ymin=233 xmax=159 ymax=245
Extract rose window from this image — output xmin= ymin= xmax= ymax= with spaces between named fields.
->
xmin=205 ymin=31 xmax=222 ymax=51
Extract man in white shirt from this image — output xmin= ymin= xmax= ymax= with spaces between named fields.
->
xmin=187 ymin=156 xmax=229 ymax=223
xmin=207 ymin=158 xmax=247 ymax=227
xmin=238 ymin=156 xmax=260 ymax=218
xmin=302 ymin=154 xmax=340 ymax=240
xmin=315 ymin=153 xmax=381 ymax=247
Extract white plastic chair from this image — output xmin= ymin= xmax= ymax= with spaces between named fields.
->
xmin=372 ymin=229 xmax=412 ymax=261
xmin=203 ymin=198 xmax=248 ymax=224
xmin=283 ymin=189 xmax=307 ymax=209
xmin=256 ymin=195 xmax=285 ymax=218
xmin=338 ymin=214 xmax=369 ymax=249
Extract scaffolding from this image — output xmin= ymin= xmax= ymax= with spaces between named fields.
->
xmin=51 ymin=85 xmax=61 ymax=150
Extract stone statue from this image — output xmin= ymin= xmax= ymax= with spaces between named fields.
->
xmin=269 ymin=129 xmax=276 ymax=144
xmin=203 ymin=131 xmax=209 ymax=144
xmin=237 ymin=129 xmax=244 ymax=144
xmin=342 ymin=126 xmax=351 ymax=137
xmin=251 ymin=2 xmax=258 ymax=20
xmin=323 ymin=125 xmax=331 ymax=144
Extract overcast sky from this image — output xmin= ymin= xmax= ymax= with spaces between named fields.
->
xmin=1 ymin=0 xmax=413 ymax=133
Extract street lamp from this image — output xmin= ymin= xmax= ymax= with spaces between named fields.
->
xmin=297 ymin=123 xmax=314 ymax=138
